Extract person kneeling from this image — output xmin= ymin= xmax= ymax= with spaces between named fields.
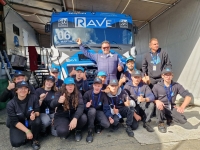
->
xmin=107 ymin=79 xmax=135 ymax=137
xmin=6 ymin=81 xmax=41 ymax=150
xmin=83 ymin=77 xmax=115 ymax=143
xmin=124 ymin=70 xmax=155 ymax=132
xmin=50 ymin=77 xmax=87 ymax=141
xmin=152 ymin=68 xmax=192 ymax=133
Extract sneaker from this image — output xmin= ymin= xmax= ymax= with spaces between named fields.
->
xmin=75 ymin=130 xmax=82 ymax=142
xmin=158 ymin=123 xmax=167 ymax=133
xmin=95 ymin=125 xmax=102 ymax=134
xmin=126 ymin=126 xmax=134 ymax=137
xmin=143 ymin=122 xmax=154 ymax=132
xmin=86 ymin=129 xmax=94 ymax=143
xmin=32 ymin=140 xmax=40 ymax=150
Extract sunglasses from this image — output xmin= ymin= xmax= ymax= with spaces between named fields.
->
xmin=102 ymin=47 xmax=110 ymax=49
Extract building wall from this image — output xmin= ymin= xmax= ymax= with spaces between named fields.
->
xmin=135 ymin=0 xmax=200 ymax=105
xmin=3 ymin=5 xmax=39 ymax=56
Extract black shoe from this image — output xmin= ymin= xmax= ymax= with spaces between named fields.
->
xmin=75 ymin=130 xmax=82 ymax=142
xmin=32 ymin=140 xmax=40 ymax=150
xmin=126 ymin=126 xmax=134 ymax=137
xmin=143 ymin=122 xmax=154 ymax=132
xmin=95 ymin=125 xmax=102 ymax=134
xmin=166 ymin=118 xmax=174 ymax=126
xmin=158 ymin=123 xmax=167 ymax=133
xmin=86 ymin=129 xmax=94 ymax=143
xmin=110 ymin=124 xmax=119 ymax=132
xmin=40 ymin=131 xmax=48 ymax=137
xmin=119 ymin=118 xmax=124 ymax=123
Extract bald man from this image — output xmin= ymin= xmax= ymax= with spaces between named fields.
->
xmin=142 ymin=38 xmax=172 ymax=88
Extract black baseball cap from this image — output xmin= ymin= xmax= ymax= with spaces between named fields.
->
xmin=46 ymin=75 xmax=55 ymax=82
xmin=162 ymin=68 xmax=173 ymax=74
xmin=93 ymin=77 xmax=102 ymax=84
xmin=131 ymin=70 xmax=142 ymax=77
xmin=109 ymin=79 xmax=119 ymax=86
xmin=16 ymin=81 xmax=29 ymax=89
xmin=51 ymin=68 xmax=59 ymax=73
xmin=13 ymin=71 xmax=25 ymax=78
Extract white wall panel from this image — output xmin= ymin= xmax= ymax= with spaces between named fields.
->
xmin=135 ymin=0 xmax=200 ymax=105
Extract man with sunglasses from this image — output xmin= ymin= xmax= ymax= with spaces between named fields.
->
xmin=50 ymin=68 xmax=64 ymax=90
xmin=76 ymin=38 xmax=124 ymax=84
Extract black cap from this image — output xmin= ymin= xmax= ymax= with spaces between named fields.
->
xmin=93 ymin=77 xmax=102 ymax=84
xmin=13 ymin=71 xmax=25 ymax=78
xmin=51 ymin=68 xmax=59 ymax=73
xmin=46 ymin=75 xmax=55 ymax=82
xmin=16 ymin=81 xmax=29 ymax=89
xmin=109 ymin=79 xmax=119 ymax=86
xmin=131 ymin=70 xmax=142 ymax=77
xmin=162 ymin=68 xmax=173 ymax=74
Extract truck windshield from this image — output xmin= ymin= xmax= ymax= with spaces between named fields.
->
xmin=53 ymin=28 xmax=132 ymax=47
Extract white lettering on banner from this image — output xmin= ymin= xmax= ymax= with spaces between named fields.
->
xmin=75 ymin=17 xmax=113 ymax=27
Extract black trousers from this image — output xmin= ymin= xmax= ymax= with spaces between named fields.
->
xmin=9 ymin=117 xmax=41 ymax=147
xmin=54 ymin=113 xmax=87 ymax=138
xmin=149 ymin=77 xmax=162 ymax=89
xmin=87 ymin=108 xmax=112 ymax=129
xmin=156 ymin=107 xmax=187 ymax=124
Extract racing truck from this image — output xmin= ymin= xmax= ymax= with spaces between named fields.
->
xmin=45 ymin=11 xmax=137 ymax=83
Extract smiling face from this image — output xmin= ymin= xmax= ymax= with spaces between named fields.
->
xmin=98 ymin=76 xmax=106 ymax=84
xmin=76 ymin=70 xmax=84 ymax=79
xmin=126 ymin=60 xmax=135 ymax=71
xmin=93 ymin=83 xmax=103 ymax=93
xmin=45 ymin=79 xmax=54 ymax=89
xmin=162 ymin=73 xmax=173 ymax=83
xmin=16 ymin=86 xmax=29 ymax=98
xmin=101 ymin=43 xmax=110 ymax=54
xmin=149 ymin=39 xmax=159 ymax=52
xmin=65 ymin=84 xmax=75 ymax=94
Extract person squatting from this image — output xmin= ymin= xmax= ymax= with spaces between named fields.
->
xmin=2 ymin=38 xmax=192 ymax=149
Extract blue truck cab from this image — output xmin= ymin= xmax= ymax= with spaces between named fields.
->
xmin=45 ymin=11 xmax=137 ymax=83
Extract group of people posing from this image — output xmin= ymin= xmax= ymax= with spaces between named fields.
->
xmin=0 ymin=38 xmax=192 ymax=149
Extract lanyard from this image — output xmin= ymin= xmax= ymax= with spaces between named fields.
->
xmin=164 ymin=85 xmax=172 ymax=102
xmin=92 ymin=92 xmax=101 ymax=108
xmin=150 ymin=51 xmax=160 ymax=65
xmin=132 ymin=86 xmax=141 ymax=96
xmin=110 ymin=95 xmax=118 ymax=105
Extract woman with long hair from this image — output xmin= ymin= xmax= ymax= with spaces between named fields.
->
xmin=35 ymin=75 xmax=57 ymax=136
xmin=50 ymin=77 xmax=87 ymax=142
xmin=6 ymin=81 xmax=41 ymax=149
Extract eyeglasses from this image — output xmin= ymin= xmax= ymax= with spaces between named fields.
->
xmin=102 ymin=47 xmax=110 ymax=49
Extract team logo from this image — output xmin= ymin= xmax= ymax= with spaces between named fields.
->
xmin=21 ymin=81 xmax=26 ymax=85
xmin=58 ymin=18 xmax=68 ymax=27
xmin=28 ymin=106 xmax=33 ymax=111
xmin=119 ymin=19 xmax=128 ymax=28
xmin=51 ymin=95 xmax=55 ymax=99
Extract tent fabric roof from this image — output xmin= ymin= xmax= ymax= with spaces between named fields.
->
xmin=7 ymin=0 xmax=179 ymax=35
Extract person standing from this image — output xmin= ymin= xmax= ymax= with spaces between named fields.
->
xmin=76 ymin=38 xmax=124 ymax=83
xmin=142 ymin=38 xmax=172 ymax=88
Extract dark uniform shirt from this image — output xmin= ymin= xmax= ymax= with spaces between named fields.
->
xmin=35 ymin=88 xmax=56 ymax=114
xmin=152 ymin=80 xmax=192 ymax=106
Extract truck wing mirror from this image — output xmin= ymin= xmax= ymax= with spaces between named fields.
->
xmin=45 ymin=23 xmax=51 ymax=33
xmin=133 ymin=26 xmax=138 ymax=35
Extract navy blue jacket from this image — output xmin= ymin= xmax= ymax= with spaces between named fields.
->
xmin=83 ymin=89 xmax=112 ymax=118
xmin=124 ymin=81 xmax=155 ymax=102
xmin=50 ymin=92 xmax=84 ymax=120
